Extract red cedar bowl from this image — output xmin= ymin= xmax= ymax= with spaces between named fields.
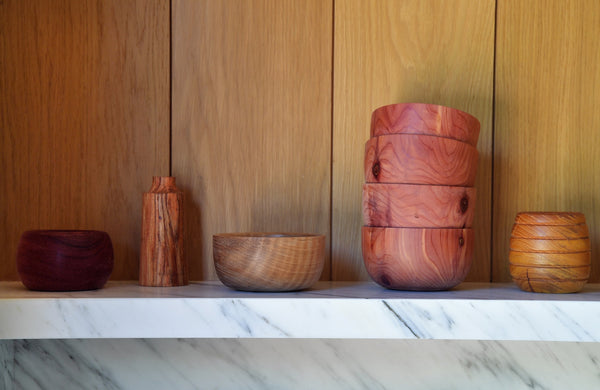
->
xmin=370 ymin=103 xmax=481 ymax=147
xmin=363 ymin=183 xmax=476 ymax=228
xmin=362 ymin=226 xmax=473 ymax=291
xmin=17 ymin=230 xmax=114 ymax=291
xmin=213 ymin=233 xmax=325 ymax=292
xmin=364 ymin=134 xmax=479 ymax=186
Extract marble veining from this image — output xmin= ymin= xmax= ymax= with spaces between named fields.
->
xmin=2 ymin=281 xmax=600 ymax=341
xmin=1 ymin=340 xmax=14 ymax=390
xmin=9 ymin=339 xmax=600 ymax=389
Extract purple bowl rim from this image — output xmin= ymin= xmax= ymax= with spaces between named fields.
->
xmin=21 ymin=229 xmax=110 ymax=236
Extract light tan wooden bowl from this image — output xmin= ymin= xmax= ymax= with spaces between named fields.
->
xmin=364 ymin=134 xmax=478 ymax=186
xmin=362 ymin=183 xmax=476 ymax=228
xmin=370 ymin=103 xmax=480 ymax=146
xmin=213 ymin=233 xmax=325 ymax=292
xmin=362 ymin=226 xmax=473 ymax=291
xmin=509 ymin=211 xmax=591 ymax=293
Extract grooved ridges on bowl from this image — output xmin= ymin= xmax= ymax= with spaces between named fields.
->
xmin=370 ymin=103 xmax=480 ymax=146
xmin=510 ymin=223 xmax=589 ymax=239
xmin=512 ymin=278 xmax=588 ymax=294
xmin=364 ymin=134 xmax=479 ymax=186
xmin=509 ymin=237 xmax=590 ymax=253
xmin=361 ymin=227 xmax=473 ymax=291
xmin=213 ymin=233 xmax=325 ymax=292
xmin=509 ymin=211 xmax=590 ymax=293
xmin=509 ymin=251 xmax=591 ymax=267
xmin=362 ymin=183 xmax=476 ymax=228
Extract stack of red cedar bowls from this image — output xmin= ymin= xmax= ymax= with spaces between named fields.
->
xmin=362 ymin=103 xmax=480 ymax=290
xmin=509 ymin=212 xmax=591 ymax=293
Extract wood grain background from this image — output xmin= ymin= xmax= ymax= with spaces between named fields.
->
xmin=0 ymin=0 xmax=170 ymax=280
xmin=494 ymin=0 xmax=600 ymax=282
xmin=171 ymin=0 xmax=333 ymax=280
xmin=332 ymin=0 xmax=495 ymax=281
xmin=3 ymin=0 xmax=600 ymax=284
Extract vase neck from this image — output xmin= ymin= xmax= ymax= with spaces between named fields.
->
xmin=149 ymin=176 xmax=179 ymax=193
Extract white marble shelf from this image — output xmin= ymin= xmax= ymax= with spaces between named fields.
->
xmin=1 ymin=281 xmax=600 ymax=341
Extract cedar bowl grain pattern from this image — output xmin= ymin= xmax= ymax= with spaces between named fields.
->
xmin=370 ymin=103 xmax=480 ymax=146
xmin=364 ymin=134 xmax=479 ymax=186
xmin=17 ymin=230 xmax=114 ymax=291
xmin=362 ymin=226 xmax=473 ymax=291
xmin=213 ymin=233 xmax=325 ymax=292
xmin=362 ymin=183 xmax=476 ymax=228
xmin=509 ymin=212 xmax=591 ymax=293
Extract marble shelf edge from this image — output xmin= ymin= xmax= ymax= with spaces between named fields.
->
xmin=1 ymin=281 xmax=599 ymax=342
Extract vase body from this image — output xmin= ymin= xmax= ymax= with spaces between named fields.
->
xmin=139 ymin=176 xmax=187 ymax=286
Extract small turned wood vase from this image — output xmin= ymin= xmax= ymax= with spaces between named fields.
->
xmin=370 ymin=103 xmax=481 ymax=147
xmin=509 ymin=212 xmax=590 ymax=293
xmin=139 ymin=176 xmax=188 ymax=287
xmin=213 ymin=233 xmax=325 ymax=292
xmin=363 ymin=183 xmax=476 ymax=228
xmin=17 ymin=230 xmax=114 ymax=291
xmin=364 ymin=134 xmax=479 ymax=186
xmin=362 ymin=226 xmax=473 ymax=291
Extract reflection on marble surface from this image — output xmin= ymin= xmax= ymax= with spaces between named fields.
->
xmin=3 ymin=281 xmax=600 ymax=300
xmin=1 ymin=340 xmax=14 ymax=390
xmin=10 ymin=338 xmax=600 ymax=389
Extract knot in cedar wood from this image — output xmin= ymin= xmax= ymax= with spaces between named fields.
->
xmin=458 ymin=236 xmax=465 ymax=247
xmin=372 ymin=161 xmax=381 ymax=178
xmin=460 ymin=196 xmax=469 ymax=214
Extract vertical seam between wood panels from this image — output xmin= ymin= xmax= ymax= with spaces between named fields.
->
xmin=169 ymin=0 xmax=173 ymax=176
xmin=490 ymin=0 xmax=498 ymax=283
xmin=328 ymin=0 xmax=335 ymax=281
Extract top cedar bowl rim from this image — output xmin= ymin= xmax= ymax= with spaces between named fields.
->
xmin=374 ymin=102 xmax=478 ymax=118
xmin=370 ymin=102 xmax=480 ymax=146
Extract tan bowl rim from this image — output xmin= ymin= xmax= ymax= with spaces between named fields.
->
xmin=214 ymin=232 xmax=324 ymax=238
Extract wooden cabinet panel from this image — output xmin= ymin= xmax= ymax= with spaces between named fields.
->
xmin=0 ymin=0 xmax=170 ymax=280
xmin=333 ymin=0 xmax=495 ymax=281
xmin=171 ymin=0 xmax=333 ymax=280
xmin=494 ymin=0 xmax=600 ymax=282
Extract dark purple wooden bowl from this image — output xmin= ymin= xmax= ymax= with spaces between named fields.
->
xmin=17 ymin=230 xmax=114 ymax=291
